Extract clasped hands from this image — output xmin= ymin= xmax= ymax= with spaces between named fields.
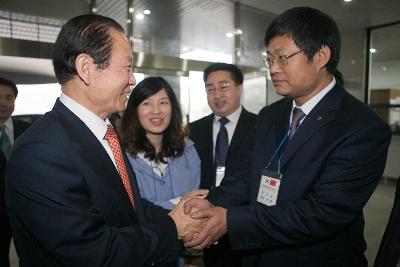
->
xmin=169 ymin=189 xmax=227 ymax=250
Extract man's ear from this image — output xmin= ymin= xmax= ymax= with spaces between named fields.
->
xmin=75 ymin=53 xmax=92 ymax=85
xmin=316 ymin=45 xmax=331 ymax=69
xmin=238 ymin=84 xmax=244 ymax=96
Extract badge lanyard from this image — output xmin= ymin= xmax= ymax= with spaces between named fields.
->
xmin=265 ymin=115 xmax=295 ymax=175
xmin=265 ymin=130 xmax=289 ymax=174
xmin=257 ymin=127 xmax=290 ymax=206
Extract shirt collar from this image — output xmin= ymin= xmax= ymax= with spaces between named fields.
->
xmin=59 ymin=93 xmax=110 ymax=141
xmin=213 ymin=105 xmax=242 ymax=125
xmin=292 ymin=76 xmax=336 ymax=115
xmin=3 ymin=117 xmax=13 ymax=130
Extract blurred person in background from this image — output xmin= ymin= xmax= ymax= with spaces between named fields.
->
xmin=0 ymin=77 xmax=30 ymax=267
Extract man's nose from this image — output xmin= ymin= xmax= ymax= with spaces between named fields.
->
xmin=129 ymin=72 xmax=136 ymax=86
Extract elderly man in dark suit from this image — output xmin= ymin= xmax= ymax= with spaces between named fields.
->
xmin=184 ymin=7 xmax=392 ymax=267
xmin=0 ymin=77 xmax=30 ymax=267
xmin=189 ymin=63 xmax=257 ymax=267
xmin=5 ymin=14 xmax=200 ymax=267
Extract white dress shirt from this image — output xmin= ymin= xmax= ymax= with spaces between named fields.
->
xmin=212 ymin=105 xmax=242 ymax=157
xmin=291 ymin=76 xmax=336 ymax=125
xmin=59 ymin=93 xmax=117 ymax=167
xmin=1 ymin=117 xmax=15 ymax=145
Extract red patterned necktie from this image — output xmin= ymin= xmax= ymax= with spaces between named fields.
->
xmin=104 ymin=124 xmax=135 ymax=208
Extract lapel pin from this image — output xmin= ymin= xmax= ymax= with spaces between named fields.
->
xmin=317 ymin=115 xmax=323 ymax=121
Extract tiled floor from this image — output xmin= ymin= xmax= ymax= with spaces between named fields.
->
xmin=8 ymin=179 xmax=397 ymax=267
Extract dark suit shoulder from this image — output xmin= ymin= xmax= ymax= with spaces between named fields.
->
xmin=189 ymin=114 xmax=213 ymax=130
xmin=340 ymin=89 xmax=388 ymax=125
xmin=257 ymin=98 xmax=291 ymax=124
xmin=12 ymin=118 xmax=30 ymax=131
xmin=240 ymin=108 xmax=257 ymax=121
xmin=12 ymin=118 xmax=31 ymax=139
xmin=188 ymin=113 xmax=213 ymax=141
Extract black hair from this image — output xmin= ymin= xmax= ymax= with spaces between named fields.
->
xmin=203 ymin=63 xmax=244 ymax=85
xmin=264 ymin=7 xmax=341 ymax=74
xmin=121 ymin=76 xmax=188 ymax=163
xmin=0 ymin=77 xmax=18 ymax=97
xmin=52 ymin=14 xmax=124 ymax=85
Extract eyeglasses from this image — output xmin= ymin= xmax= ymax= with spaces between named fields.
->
xmin=264 ymin=50 xmax=302 ymax=68
xmin=205 ymin=81 xmax=232 ymax=94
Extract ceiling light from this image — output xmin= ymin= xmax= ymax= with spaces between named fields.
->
xmin=234 ymin=28 xmax=242 ymax=35
xmin=136 ymin=14 xmax=144 ymax=20
xmin=128 ymin=7 xmax=134 ymax=13
xmin=344 ymin=0 xmax=352 ymax=2
xmin=126 ymin=19 xmax=132 ymax=23
xmin=143 ymin=9 xmax=151 ymax=15
xmin=225 ymin=32 xmax=234 ymax=38
xmin=382 ymin=66 xmax=387 ymax=71
xmin=370 ymin=48 xmax=377 ymax=53
xmin=91 ymin=7 xmax=98 ymax=13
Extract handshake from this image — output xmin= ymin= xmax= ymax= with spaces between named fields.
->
xmin=169 ymin=189 xmax=228 ymax=250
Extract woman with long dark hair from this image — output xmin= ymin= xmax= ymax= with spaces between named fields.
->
xmin=120 ymin=76 xmax=201 ymax=210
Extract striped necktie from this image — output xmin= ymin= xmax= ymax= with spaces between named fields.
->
xmin=289 ymin=108 xmax=306 ymax=140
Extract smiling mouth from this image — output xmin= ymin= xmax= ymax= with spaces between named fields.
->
xmin=150 ymin=118 xmax=163 ymax=125
xmin=214 ymin=101 xmax=225 ymax=108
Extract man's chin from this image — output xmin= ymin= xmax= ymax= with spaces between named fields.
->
xmin=274 ymin=87 xmax=291 ymax=97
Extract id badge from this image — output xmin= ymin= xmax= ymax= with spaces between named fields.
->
xmin=215 ymin=166 xmax=225 ymax=187
xmin=257 ymin=169 xmax=282 ymax=206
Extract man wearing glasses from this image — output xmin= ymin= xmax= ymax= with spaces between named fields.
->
xmin=184 ymin=7 xmax=391 ymax=267
xmin=189 ymin=63 xmax=257 ymax=267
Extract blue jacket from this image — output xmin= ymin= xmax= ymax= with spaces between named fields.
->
xmin=126 ymin=139 xmax=201 ymax=210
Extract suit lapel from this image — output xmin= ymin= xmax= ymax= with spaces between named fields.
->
xmin=205 ymin=114 xmax=215 ymax=169
xmin=228 ymin=108 xmax=251 ymax=153
xmin=275 ymin=100 xmax=292 ymax=144
xmin=123 ymin=153 xmax=145 ymax=221
xmin=53 ymin=100 xmax=137 ymax=219
xmin=280 ymin=85 xmax=344 ymax=168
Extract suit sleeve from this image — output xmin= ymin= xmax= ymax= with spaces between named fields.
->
xmin=225 ymin=120 xmax=391 ymax=250
xmin=6 ymin=141 xmax=180 ymax=267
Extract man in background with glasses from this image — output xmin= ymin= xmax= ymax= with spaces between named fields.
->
xmin=189 ymin=63 xmax=257 ymax=267
xmin=184 ymin=7 xmax=391 ymax=267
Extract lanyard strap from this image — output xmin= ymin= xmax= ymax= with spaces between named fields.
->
xmin=265 ymin=130 xmax=289 ymax=170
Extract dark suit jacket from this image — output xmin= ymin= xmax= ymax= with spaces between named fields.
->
xmin=189 ymin=108 xmax=257 ymax=267
xmin=189 ymin=108 xmax=257 ymax=190
xmin=1 ymin=118 xmax=30 ymax=223
xmin=5 ymin=100 xmax=180 ymax=267
xmin=374 ymin=177 xmax=400 ymax=267
xmin=208 ymin=84 xmax=392 ymax=267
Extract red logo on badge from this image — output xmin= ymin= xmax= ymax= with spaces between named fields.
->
xmin=270 ymin=179 xmax=276 ymax=187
